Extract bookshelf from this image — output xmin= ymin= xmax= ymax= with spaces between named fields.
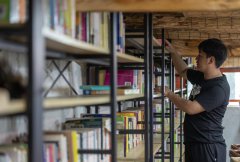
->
xmin=0 ymin=1 xmax=187 ymax=162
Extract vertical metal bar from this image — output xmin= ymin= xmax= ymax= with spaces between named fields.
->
xmin=161 ymin=28 xmax=165 ymax=162
xmin=110 ymin=12 xmax=118 ymax=162
xmin=86 ymin=64 xmax=90 ymax=84
xmin=179 ymin=76 xmax=184 ymax=162
xmin=118 ymin=102 xmax=122 ymax=112
xmin=144 ymin=13 xmax=150 ymax=162
xmin=86 ymin=64 xmax=90 ymax=113
xmin=133 ymin=100 xmax=137 ymax=107
xmin=149 ymin=13 xmax=154 ymax=162
xmin=95 ymin=66 xmax=99 ymax=113
xmin=170 ymin=59 xmax=175 ymax=162
xmin=27 ymin=0 xmax=45 ymax=162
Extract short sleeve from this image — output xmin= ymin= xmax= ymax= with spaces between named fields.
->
xmin=187 ymin=69 xmax=204 ymax=85
xmin=195 ymin=86 xmax=225 ymax=112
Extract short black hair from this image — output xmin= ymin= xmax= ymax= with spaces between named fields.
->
xmin=198 ymin=38 xmax=228 ymax=68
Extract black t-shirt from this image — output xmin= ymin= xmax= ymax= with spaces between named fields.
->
xmin=184 ymin=69 xmax=230 ymax=144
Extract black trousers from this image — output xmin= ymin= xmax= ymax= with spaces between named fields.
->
xmin=185 ymin=143 xmax=226 ymax=162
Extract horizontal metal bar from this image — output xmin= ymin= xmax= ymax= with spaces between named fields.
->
xmin=156 ymin=152 xmax=170 ymax=155
xmin=0 ymin=24 xmax=27 ymax=35
xmin=126 ymin=28 xmax=144 ymax=33
xmin=154 ymin=112 xmax=170 ymax=115
xmin=78 ymin=149 xmax=111 ymax=154
xmin=117 ymin=129 xmax=145 ymax=134
xmin=154 ymin=156 xmax=170 ymax=159
xmin=65 ymin=53 xmax=110 ymax=59
xmin=0 ymin=112 xmax=26 ymax=118
xmin=137 ymin=121 xmax=163 ymax=125
xmin=0 ymin=39 xmax=27 ymax=53
xmin=125 ymin=35 xmax=144 ymax=38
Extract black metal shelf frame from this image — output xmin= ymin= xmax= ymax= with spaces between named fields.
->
xmin=0 ymin=4 xmax=188 ymax=161
xmin=27 ymin=0 xmax=45 ymax=162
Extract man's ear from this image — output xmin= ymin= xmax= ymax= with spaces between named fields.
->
xmin=208 ymin=56 xmax=215 ymax=65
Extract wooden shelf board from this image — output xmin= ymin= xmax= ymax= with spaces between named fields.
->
xmin=0 ymin=94 xmax=144 ymax=115
xmin=0 ymin=99 xmax=25 ymax=115
xmin=118 ymin=135 xmax=169 ymax=161
xmin=43 ymin=28 xmax=109 ymax=55
xmin=117 ymin=52 xmax=144 ymax=63
xmin=76 ymin=0 xmax=240 ymax=12
xmin=117 ymin=141 xmax=161 ymax=161
xmin=45 ymin=94 xmax=144 ymax=109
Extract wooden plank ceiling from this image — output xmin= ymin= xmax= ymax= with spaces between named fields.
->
xmin=76 ymin=0 xmax=240 ymax=12
xmin=124 ymin=12 xmax=240 ymax=58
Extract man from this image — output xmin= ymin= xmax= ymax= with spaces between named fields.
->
xmin=164 ymin=39 xmax=230 ymax=162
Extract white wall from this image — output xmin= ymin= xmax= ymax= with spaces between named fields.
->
xmin=223 ymin=107 xmax=240 ymax=162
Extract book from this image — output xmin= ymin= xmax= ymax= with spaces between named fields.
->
xmin=104 ymin=70 xmax=134 ymax=86
xmin=63 ymin=117 xmax=111 ymax=132
xmin=0 ymin=0 xmax=10 ymax=23
xmin=79 ymin=85 xmax=110 ymax=91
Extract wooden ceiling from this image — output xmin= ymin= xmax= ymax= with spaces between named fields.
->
xmin=76 ymin=0 xmax=240 ymax=60
xmin=76 ymin=0 xmax=240 ymax=12
xmin=124 ymin=11 xmax=240 ymax=57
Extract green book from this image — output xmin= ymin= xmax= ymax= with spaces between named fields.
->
xmin=0 ymin=0 xmax=10 ymax=23
xmin=79 ymin=85 xmax=110 ymax=91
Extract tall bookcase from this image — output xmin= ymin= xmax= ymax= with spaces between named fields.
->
xmin=0 ymin=1 xmax=187 ymax=162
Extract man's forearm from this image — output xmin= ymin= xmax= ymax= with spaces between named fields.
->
xmin=166 ymin=91 xmax=192 ymax=114
xmin=171 ymin=51 xmax=188 ymax=77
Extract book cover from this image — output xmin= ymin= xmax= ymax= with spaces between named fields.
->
xmin=79 ymin=85 xmax=110 ymax=91
xmin=104 ymin=70 xmax=134 ymax=86
xmin=0 ymin=0 xmax=10 ymax=23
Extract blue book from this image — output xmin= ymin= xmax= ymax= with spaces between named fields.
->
xmin=79 ymin=85 xmax=110 ymax=91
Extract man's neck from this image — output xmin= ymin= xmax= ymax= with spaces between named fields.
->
xmin=204 ymin=68 xmax=222 ymax=80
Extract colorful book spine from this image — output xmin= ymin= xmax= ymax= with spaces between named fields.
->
xmin=79 ymin=85 xmax=110 ymax=91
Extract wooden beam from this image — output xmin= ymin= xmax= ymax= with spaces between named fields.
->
xmin=171 ymin=40 xmax=240 ymax=57
xmin=76 ymin=0 xmax=240 ymax=12
xmin=159 ymin=30 xmax=240 ymax=40
xmin=126 ymin=16 xmax=240 ymax=33
xmin=183 ymin=11 xmax=240 ymax=17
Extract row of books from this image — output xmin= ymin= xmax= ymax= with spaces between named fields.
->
xmin=80 ymin=85 xmax=140 ymax=95
xmin=0 ymin=144 xmax=27 ymax=162
xmin=116 ymin=107 xmax=144 ymax=157
xmin=44 ymin=129 xmax=111 ymax=162
xmin=0 ymin=0 xmax=26 ymax=24
xmin=0 ymin=125 xmax=111 ymax=162
xmin=42 ymin=0 xmax=76 ymax=38
xmin=83 ymin=69 xmax=144 ymax=95
xmin=75 ymin=12 xmax=109 ymax=49
xmin=0 ymin=0 xmax=126 ymax=52
xmin=42 ymin=0 xmax=125 ymax=51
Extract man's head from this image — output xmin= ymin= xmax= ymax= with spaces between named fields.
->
xmin=197 ymin=38 xmax=228 ymax=68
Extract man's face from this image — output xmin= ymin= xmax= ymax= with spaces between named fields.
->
xmin=195 ymin=51 xmax=209 ymax=72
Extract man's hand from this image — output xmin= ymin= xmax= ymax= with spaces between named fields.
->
xmin=165 ymin=40 xmax=177 ymax=54
xmin=154 ymin=86 xmax=171 ymax=96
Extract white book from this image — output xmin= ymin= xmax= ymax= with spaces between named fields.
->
xmin=44 ymin=134 xmax=68 ymax=162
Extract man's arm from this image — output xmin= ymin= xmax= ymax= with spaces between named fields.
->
xmin=165 ymin=40 xmax=188 ymax=80
xmin=165 ymin=90 xmax=205 ymax=115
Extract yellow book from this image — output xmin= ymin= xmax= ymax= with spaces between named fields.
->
xmin=72 ymin=131 xmax=79 ymax=162
xmin=98 ymin=70 xmax=106 ymax=85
